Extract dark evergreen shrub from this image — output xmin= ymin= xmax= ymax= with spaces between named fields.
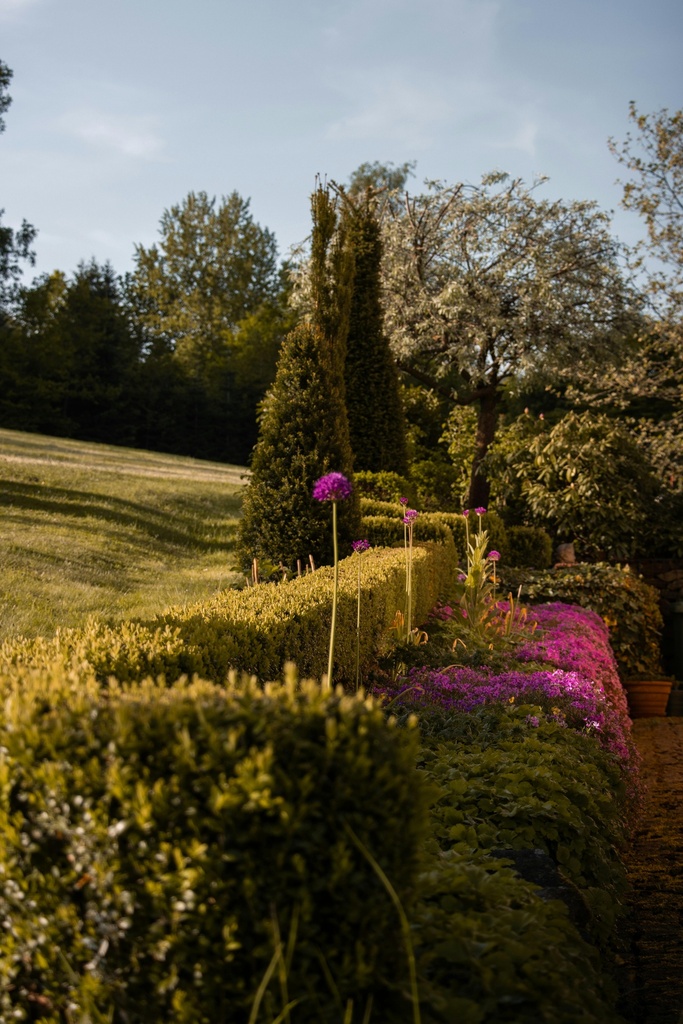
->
xmin=238 ymin=322 xmax=360 ymax=569
xmin=506 ymin=525 xmax=553 ymax=569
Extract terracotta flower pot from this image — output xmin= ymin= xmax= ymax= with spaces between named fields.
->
xmin=623 ymin=679 xmax=674 ymax=719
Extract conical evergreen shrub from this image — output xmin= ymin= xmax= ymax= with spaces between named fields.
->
xmin=343 ymin=192 xmax=409 ymax=474
xmin=238 ymin=322 xmax=361 ymax=570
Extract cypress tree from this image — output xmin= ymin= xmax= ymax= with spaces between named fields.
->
xmin=341 ymin=190 xmax=409 ymax=474
xmin=238 ymin=186 xmax=360 ymax=570
xmin=238 ymin=322 xmax=360 ymax=568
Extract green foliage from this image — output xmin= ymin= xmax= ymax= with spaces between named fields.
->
xmin=414 ymin=848 xmax=622 ymax=1023
xmin=499 ymin=563 xmax=664 ymax=678
xmin=0 ymin=667 xmax=430 ymax=1022
xmin=342 ymin=191 xmax=408 ymax=474
xmin=436 ymin=511 xmax=509 ymax=566
xmin=361 ymin=514 xmax=453 ymax=551
xmin=506 ymin=526 xmax=553 ymax=569
xmin=382 ymin=172 xmax=635 ymax=506
xmin=239 ymin=322 xmax=361 ymax=570
xmin=485 ymin=409 xmax=662 ymax=560
xmin=355 ymin=469 xmax=416 ymax=504
xmin=412 ymin=707 xmax=628 ymax=1020
xmin=2 ymin=544 xmax=457 ymax=688
xmin=0 ymin=61 xmax=37 ymax=310
xmin=360 ymin=496 xmax=403 ymax=517
xmin=410 ymin=458 xmax=462 ymax=512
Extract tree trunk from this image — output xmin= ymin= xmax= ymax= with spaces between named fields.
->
xmin=467 ymin=390 xmax=500 ymax=509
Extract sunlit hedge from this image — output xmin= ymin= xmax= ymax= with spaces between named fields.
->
xmin=0 ymin=667 xmax=430 ymax=1022
xmin=1 ymin=543 xmax=457 ymax=687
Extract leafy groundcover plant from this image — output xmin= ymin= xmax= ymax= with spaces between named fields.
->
xmin=375 ymin=595 xmax=636 ymax=1022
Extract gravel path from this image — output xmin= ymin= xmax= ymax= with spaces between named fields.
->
xmin=617 ymin=718 xmax=683 ymax=1024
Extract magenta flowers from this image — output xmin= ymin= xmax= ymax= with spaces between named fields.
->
xmin=402 ymin=508 xmax=419 ymax=525
xmin=313 ymin=472 xmax=353 ymax=502
xmin=488 ymin=550 xmax=501 ymax=561
xmin=352 ymin=538 xmax=370 ymax=553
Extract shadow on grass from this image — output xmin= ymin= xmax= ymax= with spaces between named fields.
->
xmin=0 ymin=481 xmax=239 ymax=552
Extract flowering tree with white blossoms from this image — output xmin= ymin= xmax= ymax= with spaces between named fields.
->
xmin=379 ymin=171 xmax=638 ymax=507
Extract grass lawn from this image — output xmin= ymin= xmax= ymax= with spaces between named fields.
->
xmin=0 ymin=427 xmax=247 ymax=642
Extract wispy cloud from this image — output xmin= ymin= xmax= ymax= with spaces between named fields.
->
xmin=59 ymin=108 xmax=165 ymax=160
xmin=326 ymin=76 xmax=453 ymax=149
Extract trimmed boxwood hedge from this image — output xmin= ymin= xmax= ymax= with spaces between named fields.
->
xmin=0 ymin=667 xmax=431 ymax=1023
xmin=1 ymin=542 xmax=457 ymax=688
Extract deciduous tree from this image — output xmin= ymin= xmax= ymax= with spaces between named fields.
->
xmin=381 ymin=172 xmax=636 ymax=507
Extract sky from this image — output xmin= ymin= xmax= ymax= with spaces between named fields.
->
xmin=1 ymin=0 xmax=682 ymax=283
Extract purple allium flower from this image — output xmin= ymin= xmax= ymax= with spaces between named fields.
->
xmin=474 ymin=506 xmax=487 ymax=516
xmin=403 ymin=509 xmax=419 ymax=525
xmin=462 ymin=509 xmax=470 ymax=518
xmin=488 ymin=550 xmax=501 ymax=561
xmin=399 ymin=496 xmax=409 ymax=505
xmin=313 ymin=472 xmax=352 ymax=502
xmin=352 ymin=539 xmax=370 ymax=553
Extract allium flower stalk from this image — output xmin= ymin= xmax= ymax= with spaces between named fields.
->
xmin=352 ymin=539 xmax=370 ymax=690
xmin=403 ymin=509 xmax=419 ymax=635
xmin=313 ymin=472 xmax=352 ymax=690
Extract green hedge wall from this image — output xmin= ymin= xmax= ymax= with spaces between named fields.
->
xmin=2 ymin=543 xmax=457 ymax=688
xmin=0 ymin=667 xmax=430 ymax=1022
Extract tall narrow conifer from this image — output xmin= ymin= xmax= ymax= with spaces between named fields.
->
xmin=341 ymin=190 xmax=409 ymax=473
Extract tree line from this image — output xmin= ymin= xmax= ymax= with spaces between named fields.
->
xmin=2 ymin=57 xmax=681 ymax=530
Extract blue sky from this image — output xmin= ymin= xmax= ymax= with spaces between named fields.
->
xmin=1 ymin=0 xmax=682 ymax=282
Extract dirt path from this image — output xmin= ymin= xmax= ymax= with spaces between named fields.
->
xmin=617 ymin=718 xmax=683 ymax=1024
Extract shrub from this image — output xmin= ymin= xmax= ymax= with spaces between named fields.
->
xmin=238 ymin=321 xmax=361 ymax=571
xmin=499 ymin=563 xmax=664 ymax=679
xmin=361 ymin=514 xmax=453 ymax=550
xmin=0 ymin=667 xmax=431 ymax=1023
xmin=2 ymin=544 xmax=458 ymax=688
xmin=506 ymin=525 xmax=553 ymax=569
xmin=414 ymin=848 xmax=624 ymax=1023
xmin=354 ymin=469 xmax=416 ymax=505
xmin=410 ymin=458 xmax=462 ymax=512
xmin=359 ymin=496 xmax=404 ymax=517
xmin=489 ymin=410 xmax=661 ymax=560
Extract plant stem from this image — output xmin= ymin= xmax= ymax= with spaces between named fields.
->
xmin=326 ymin=500 xmax=339 ymax=691
xmin=355 ymin=553 xmax=361 ymax=692
xmin=406 ymin=524 xmax=413 ymax=636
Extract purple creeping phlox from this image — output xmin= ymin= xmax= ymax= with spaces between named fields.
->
xmin=515 ymin=603 xmax=630 ymax=722
xmin=313 ymin=472 xmax=352 ymax=690
xmin=377 ymin=600 xmax=636 ymax=771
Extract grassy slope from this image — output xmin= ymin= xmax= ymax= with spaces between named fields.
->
xmin=0 ymin=427 xmax=247 ymax=643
